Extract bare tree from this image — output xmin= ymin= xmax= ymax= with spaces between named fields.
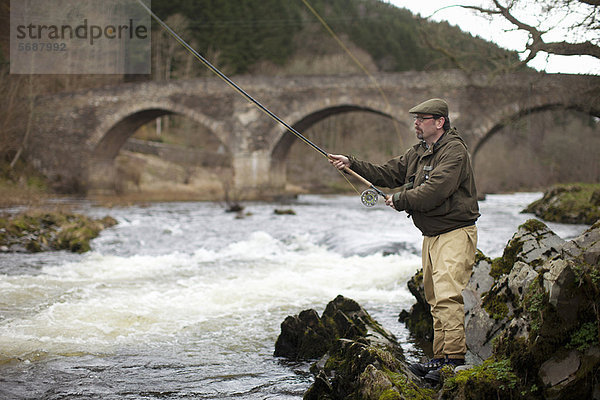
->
xmin=460 ymin=0 xmax=599 ymax=68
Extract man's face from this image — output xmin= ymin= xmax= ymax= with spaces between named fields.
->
xmin=413 ymin=114 xmax=439 ymax=141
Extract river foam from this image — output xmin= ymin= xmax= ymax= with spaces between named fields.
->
xmin=0 ymin=230 xmax=420 ymax=362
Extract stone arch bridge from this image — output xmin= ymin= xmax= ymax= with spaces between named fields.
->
xmin=28 ymin=70 xmax=599 ymax=196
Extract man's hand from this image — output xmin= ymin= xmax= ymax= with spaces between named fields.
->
xmin=385 ymin=194 xmax=396 ymax=210
xmin=328 ymin=154 xmax=350 ymax=170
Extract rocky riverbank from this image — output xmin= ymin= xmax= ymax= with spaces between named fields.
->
xmin=274 ymin=295 xmax=436 ymax=399
xmin=523 ymin=183 xmax=600 ymax=225
xmin=275 ymin=219 xmax=600 ymax=399
xmin=0 ymin=210 xmax=117 ymax=253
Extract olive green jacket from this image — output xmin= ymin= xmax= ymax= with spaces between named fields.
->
xmin=349 ymin=128 xmax=480 ymax=236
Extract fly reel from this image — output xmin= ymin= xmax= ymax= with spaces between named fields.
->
xmin=360 ymin=188 xmax=379 ymax=207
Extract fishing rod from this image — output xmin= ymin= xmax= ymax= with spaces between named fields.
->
xmin=135 ymin=0 xmax=387 ymax=207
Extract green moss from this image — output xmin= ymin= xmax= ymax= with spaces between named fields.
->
xmin=493 ymin=336 xmax=531 ymax=376
xmin=524 ymin=183 xmax=600 ymax=224
xmin=572 ymin=258 xmax=600 ymax=292
xmin=483 ymin=292 xmax=510 ymax=320
xmin=441 ymin=358 xmax=521 ymax=399
xmin=490 ymin=256 xmax=512 ymax=279
xmin=523 ymin=282 xmax=547 ymax=336
xmin=274 ymin=208 xmax=296 ymax=215
xmin=413 ymin=268 xmax=424 ymax=285
xmin=379 ymin=389 xmax=402 ymax=400
xmin=384 ymin=369 xmax=436 ymax=400
xmin=26 ymin=176 xmax=48 ymax=191
xmin=0 ymin=210 xmax=117 ymax=253
xmin=475 ymin=249 xmax=491 ymax=264
xmin=590 ymin=265 xmax=600 ymax=290
xmin=490 ymin=235 xmax=524 ymax=279
xmin=520 ymin=219 xmax=548 ymax=233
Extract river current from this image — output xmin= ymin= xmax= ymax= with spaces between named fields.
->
xmin=0 ymin=193 xmax=588 ymax=399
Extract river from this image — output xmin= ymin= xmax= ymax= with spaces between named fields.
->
xmin=0 ymin=192 xmax=589 ymax=399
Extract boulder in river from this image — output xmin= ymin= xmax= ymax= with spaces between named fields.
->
xmin=0 ymin=209 xmax=117 ymax=253
xmin=275 ymin=295 xmax=438 ymax=399
xmin=523 ymin=183 xmax=600 ymax=225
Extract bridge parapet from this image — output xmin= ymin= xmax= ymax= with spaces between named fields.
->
xmin=26 ymin=71 xmax=600 ymax=195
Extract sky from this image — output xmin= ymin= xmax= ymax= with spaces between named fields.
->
xmin=387 ymin=0 xmax=599 ymax=75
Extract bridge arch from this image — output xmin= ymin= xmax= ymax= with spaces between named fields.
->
xmin=84 ymin=101 xmax=234 ymax=195
xmin=267 ymin=102 xmax=399 ymax=188
xmin=87 ymin=101 xmax=229 ymax=159
xmin=269 ymin=103 xmax=394 ymax=162
xmin=472 ymin=101 xmax=600 ymax=163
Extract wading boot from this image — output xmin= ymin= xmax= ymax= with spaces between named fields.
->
xmin=423 ymin=357 xmax=465 ymax=384
xmin=407 ymin=358 xmax=445 ymax=378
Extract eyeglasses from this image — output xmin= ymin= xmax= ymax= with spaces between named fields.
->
xmin=413 ymin=116 xmax=438 ymax=123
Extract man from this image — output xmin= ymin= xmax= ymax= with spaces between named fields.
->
xmin=329 ymin=98 xmax=479 ymax=383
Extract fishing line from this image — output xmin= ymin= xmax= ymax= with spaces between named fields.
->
xmin=135 ymin=0 xmax=387 ymax=206
xmin=300 ymin=0 xmax=404 ymax=148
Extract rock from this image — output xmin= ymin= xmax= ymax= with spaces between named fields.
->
xmin=539 ymin=349 xmax=581 ymax=387
xmin=289 ymin=219 xmax=600 ymax=399
xmin=398 ymin=269 xmax=433 ymax=345
xmin=357 ymin=364 xmax=394 ymax=399
xmin=274 ymin=208 xmax=296 ymax=215
xmin=464 ymin=302 xmax=497 ymax=362
xmin=464 ymin=253 xmax=495 ymax=337
xmin=0 ymin=210 xmax=117 ymax=253
xmin=225 ymin=203 xmax=244 ymax=213
xmin=276 ymin=296 xmax=437 ymax=399
xmin=542 ymin=259 xmax=582 ymax=326
xmin=403 ymin=218 xmax=600 ymax=399
xmin=490 ymin=220 xmax=564 ymax=276
xmin=274 ymin=309 xmax=334 ymax=360
xmin=483 ymin=221 xmax=600 ymax=400
xmin=523 ymin=183 xmax=600 ymax=225
xmin=274 ymin=295 xmax=398 ymax=361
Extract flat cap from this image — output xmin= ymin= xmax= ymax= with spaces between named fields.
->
xmin=409 ymin=98 xmax=448 ymax=117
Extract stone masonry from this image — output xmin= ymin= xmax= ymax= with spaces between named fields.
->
xmin=26 ymin=70 xmax=600 ymax=195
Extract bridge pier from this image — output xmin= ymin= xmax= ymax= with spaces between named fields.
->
xmin=232 ymin=151 xmax=286 ymax=198
xmin=86 ymin=157 xmax=119 ymax=196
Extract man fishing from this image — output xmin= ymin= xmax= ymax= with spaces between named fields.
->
xmin=328 ymin=98 xmax=480 ymax=384
xmin=138 ymin=1 xmax=478 ymax=382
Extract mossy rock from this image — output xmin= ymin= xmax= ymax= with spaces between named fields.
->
xmin=523 ymin=183 xmax=600 ymax=225
xmin=274 ymin=208 xmax=296 ymax=215
xmin=440 ymin=358 xmax=526 ymax=399
xmin=0 ymin=210 xmax=117 ymax=253
xmin=310 ymin=339 xmax=433 ymax=400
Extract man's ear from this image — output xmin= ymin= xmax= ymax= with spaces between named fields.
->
xmin=436 ymin=117 xmax=445 ymax=129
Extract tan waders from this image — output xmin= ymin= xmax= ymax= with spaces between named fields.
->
xmin=422 ymin=224 xmax=477 ymax=360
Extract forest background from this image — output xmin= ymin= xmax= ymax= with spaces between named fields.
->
xmin=0 ymin=0 xmax=598 ymax=202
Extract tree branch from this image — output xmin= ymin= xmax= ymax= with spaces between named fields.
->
xmin=541 ymin=40 xmax=600 ymax=58
xmin=460 ymin=0 xmax=600 ymax=64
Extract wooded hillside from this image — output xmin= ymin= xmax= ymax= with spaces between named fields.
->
xmin=148 ymin=0 xmax=522 ymax=78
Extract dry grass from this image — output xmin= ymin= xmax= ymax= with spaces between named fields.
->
xmin=0 ymin=181 xmax=51 ymax=208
